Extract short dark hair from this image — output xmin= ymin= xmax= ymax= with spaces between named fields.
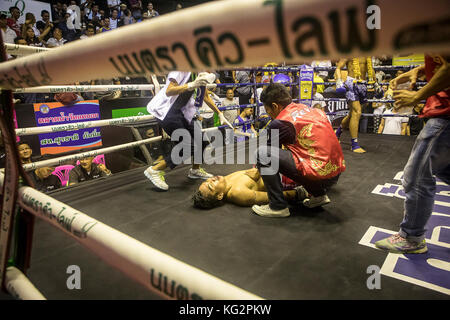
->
xmin=192 ymin=190 xmax=224 ymax=209
xmin=9 ymin=6 xmax=19 ymax=13
xmin=260 ymin=83 xmax=292 ymax=108
xmin=17 ymin=140 xmax=31 ymax=148
xmin=41 ymin=10 xmax=49 ymax=16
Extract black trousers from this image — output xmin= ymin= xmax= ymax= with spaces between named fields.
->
xmin=158 ymin=105 xmax=209 ymax=169
xmin=256 ymin=145 xmax=340 ymax=210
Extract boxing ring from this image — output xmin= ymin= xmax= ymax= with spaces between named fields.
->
xmin=1 ymin=0 xmax=450 ymax=300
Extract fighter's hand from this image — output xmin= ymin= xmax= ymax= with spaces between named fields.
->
xmin=393 ymin=90 xmax=420 ymax=109
xmin=218 ymin=113 xmax=233 ymax=129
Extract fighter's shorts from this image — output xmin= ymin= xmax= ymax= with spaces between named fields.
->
xmin=344 ymin=76 xmax=368 ymax=104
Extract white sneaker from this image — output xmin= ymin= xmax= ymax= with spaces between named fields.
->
xmin=144 ymin=167 xmax=169 ymax=191
xmin=252 ymin=204 xmax=290 ymax=218
xmin=303 ymin=194 xmax=330 ymax=208
xmin=188 ymin=168 xmax=213 ymax=180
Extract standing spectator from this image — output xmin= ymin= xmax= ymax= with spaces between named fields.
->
xmin=21 ymin=13 xmax=40 ymax=38
xmin=6 ymin=6 xmax=21 ymax=37
xmin=234 ymin=107 xmax=257 ymax=142
xmin=377 ymin=106 xmax=409 ymax=135
xmin=68 ymin=1 xmax=82 ymax=36
xmin=0 ymin=14 xmax=16 ymax=44
xmin=372 ymin=84 xmax=390 ymax=133
xmin=233 ymin=71 xmax=252 ymax=107
xmin=109 ymin=9 xmax=119 ymax=29
xmin=107 ymin=0 xmax=121 ymax=11
xmin=118 ymin=3 xmax=128 ymax=19
xmin=222 ymin=89 xmax=239 ymax=144
xmin=146 ymin=2 xmax=159 ymax=18
xmin=36 ymin=10 xmax=52 ymax=42
xmin=65 ymin=8 xmax=78 ymax=41
xmin=52 ymin=2 xmax=66 ymax=26
xmin=121 ymin=9 xmax=135 ymax=25
xmin=46 ymin=27 xmax=67 ymax=47
xmin=86 ymin=4 xmax=101 ymax=23
xmin=128 ymin=0 xmax=143 ymax=20
xmin=311 ymin=60 xmax=332 ymax=81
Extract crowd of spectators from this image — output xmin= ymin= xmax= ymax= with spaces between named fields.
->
xmin=1 ymin=1 xmax=183 ymax=49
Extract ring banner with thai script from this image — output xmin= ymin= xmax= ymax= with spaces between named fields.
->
xmin=0 ymin=0 xmax=448 ymax=90
xmin=33 ymin=100 xmax=103 ymax=155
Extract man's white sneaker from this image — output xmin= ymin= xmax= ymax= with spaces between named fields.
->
xmin=252 ymin=204 xmax=290 ymax=217
xmin=188 ymin=168 xmax=213 ymax=180
xmin=303 ymin=194 xmax=330 ymax=208
xmin=144 ymin=167 xmax=169 ymax=191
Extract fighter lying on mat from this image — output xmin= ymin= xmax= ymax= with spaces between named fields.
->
xmin=192 ymin=167 xmax=308 ymax=209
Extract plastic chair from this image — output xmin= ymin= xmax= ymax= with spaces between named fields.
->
xmin=52 ymin=165 xmax=75 ymax=187
xmin=93 ymin=154 xmax=105 ymax=165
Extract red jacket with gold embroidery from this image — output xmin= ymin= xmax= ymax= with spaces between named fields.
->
xmin=276 ymin=103 xmax=345 ymax=180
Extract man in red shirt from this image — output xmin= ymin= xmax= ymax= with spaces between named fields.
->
xmin=375 ymin=54 xmax=450 ymax=254
xmin=6 ymin=6 xmax=21 ymax=37
xmin=252 ymin=83 xmax=346 ymax=217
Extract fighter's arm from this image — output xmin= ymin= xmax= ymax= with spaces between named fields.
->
xmin=244 ymin=167 xmax=260 ymax=181
xmin=335 ymin=59 xmax=348 ymax=80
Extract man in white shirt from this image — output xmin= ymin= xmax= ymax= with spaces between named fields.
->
xmin=109 ymin=9 xmax=119 ymax=29
xmin=377 ymin=108 xmax=409 ymax=135
xmin=0 ymin=14 xmax=16 ymax=44
xmin=144 ymin=72 xmax=233 ymax=191
xmin=46 ymin=27 xmax=67 ymax=47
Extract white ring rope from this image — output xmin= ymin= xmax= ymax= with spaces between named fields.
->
xmin=16 ymin=114 xmax=156 ymax=136
xmin=23 ymin=136 xmax=163 ymax=171
xmin=5 ymin=266 xmax=46 ymax=300
xmin=14 ymin=84 xmax=155 ymax=93
xmin=22 ymin=125 xmax=253 ymax=170
xmin=0 ymin=0 xmax=448 ymax=89
xmin=4 ymin=43 xmax=51 ymax=56
xmin=0 ymin=173 xmax=262 ymax=300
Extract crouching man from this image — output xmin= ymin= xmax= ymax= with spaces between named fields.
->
xmin=252 ymin=83 xmax=346 ymax=217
